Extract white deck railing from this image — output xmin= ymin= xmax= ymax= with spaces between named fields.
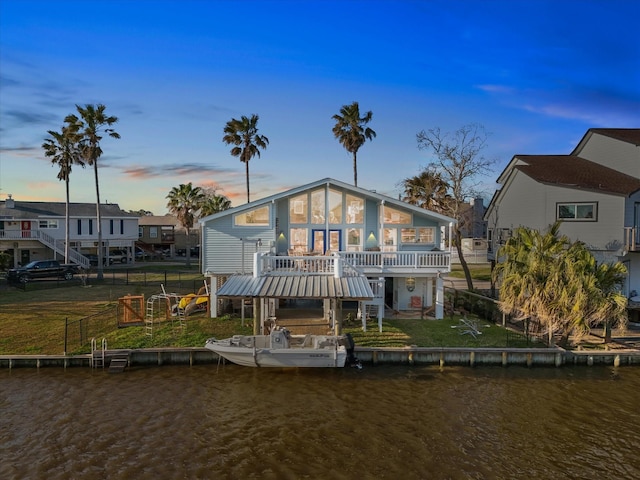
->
xmin=624 ymin=227 xmax=640 ymax=252
xmin=341 ymin=251 xmax=450 ymax=270
xmin=259 ymin=250 xmax=450 ymax=277
xmin=1 ymin=229 xmax=90 ymax=268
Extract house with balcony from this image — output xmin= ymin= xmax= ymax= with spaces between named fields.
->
xmin=484 ymin=128 xmax=640 ymax=300
xmin=137 ymin=215 xmax=177 ymax=257
xmin=199 ymin=178 xmax=456 ymax=334
xmin=0 ymin=196 xmax=139 ymax=269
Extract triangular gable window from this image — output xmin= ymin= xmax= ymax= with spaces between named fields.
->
xmin=234 ymin=205 xmax=270 ymax=226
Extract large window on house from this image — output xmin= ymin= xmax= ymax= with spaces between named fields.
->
xmin=310 ymin=189 xmax=325 ymax=224
xmin=150 ymin=227 xmax=158 ymax=238
xmin=328 ymin=189 xmax=342 ymax=224
xmin=138 ymin=226 xmax=143 ymax=238
xmin=290 ymin=194 xmax=308 ymax=224
xmin=557 ymin=202 xmax=597 ymax=221
xmin=346 ymin=195 xmax=364 ymax=224
xmin=383 ymin=228 xmax=397 ymax=248
xmin=346 ymin=228 xmax=362 ymax=251
xmin=289 ymin=228 xmax=308 ymax=253
xmin=383 ymin=206 xmax=411 ymax=224
xmin=401 ymin=227 xmax=435 ymax=244
xmin=234 ymin=205 xmax=270 ymax=226
xmin=38 ymin=220 xmax=58 ymax=229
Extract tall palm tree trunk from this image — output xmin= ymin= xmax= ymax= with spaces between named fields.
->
xmin=352 ymin=152 xmax=358 ymax=187
xmin=185 ymin=228 xmax=191 ymax=268
xmin=64 ymin=178 xmax=70 ymax=263
xmin=245 ymin=160 xmax=250 ymax=203
xmin=94 ymin=163 xmax=104 ymax=280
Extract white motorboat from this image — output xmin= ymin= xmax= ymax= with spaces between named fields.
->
xmin=205 ymin=328 xmax=360 ymax=368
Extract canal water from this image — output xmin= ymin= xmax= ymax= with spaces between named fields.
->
xmin=1 ymin=364 xmax=639 ymax=480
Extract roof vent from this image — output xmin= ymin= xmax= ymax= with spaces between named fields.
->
xmin=5 ymin=194 xmax=14 ymax=209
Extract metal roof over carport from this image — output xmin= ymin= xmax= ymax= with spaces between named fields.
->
xmin=216 ymin=274 xmax=374 ymax=300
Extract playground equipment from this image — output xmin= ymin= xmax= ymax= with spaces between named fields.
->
xmin=144 ymin=282 xmax=210 ymax=337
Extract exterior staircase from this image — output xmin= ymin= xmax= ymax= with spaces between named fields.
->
xmin=33 ymin=230 xmax=91 ymax=269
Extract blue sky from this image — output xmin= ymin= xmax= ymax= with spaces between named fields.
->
xmin=1 ymin=0 xmax=639 ymax=215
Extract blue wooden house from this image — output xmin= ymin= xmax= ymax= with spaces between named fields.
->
xmin=199 ymin=178 xmax=455 ymax=333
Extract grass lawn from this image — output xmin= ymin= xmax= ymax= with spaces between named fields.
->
xmin=448 ymin=263 xmax=492 ymax=281
xmin=0 ymin=273 xmax=538 ymax=355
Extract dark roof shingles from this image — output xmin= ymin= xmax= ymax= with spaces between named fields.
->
xmin=514 ymin=155 xmax=640 ymax=196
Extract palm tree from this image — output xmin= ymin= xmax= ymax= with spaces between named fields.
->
xmin=400 ymin=168 xmax=452 ymax=213
xmin=332 ymin=101 xmax=376 ymax=187
xmin=65 ymin=104 xmax=120 ymax=279
xmin=42 ymin=123 xmax=84 ymax=264
xmin=222 ymin=115 xmax=269 ymax=203
xmin=493 ymin=222 xmax=569 ymax=344
xmin=199 ymin=193 xmax=232 ymax=217
xmin=166 ymin=183 xmax=205 ymax=268
xmin=493 ymin=222 xmax=628 ymax=347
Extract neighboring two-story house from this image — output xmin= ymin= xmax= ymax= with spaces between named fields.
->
xmin=137 ymin=215 xmax=177 ymax=257
xmin=0 ymin=196 xmax=139 ymax=268
xmin=199 ymin=178 xmax=456 ymax=333
xmin=485 ymin=128 xmax=640 ymax=297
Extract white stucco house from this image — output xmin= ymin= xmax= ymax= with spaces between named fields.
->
xmin=199 ymin=178 xmax=456 ymax=334
xmin=484 ymin=128 xmax=640 ymax=302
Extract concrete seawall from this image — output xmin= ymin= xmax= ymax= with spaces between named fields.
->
xmin=2 ymin=346 xmax=640 ymax=369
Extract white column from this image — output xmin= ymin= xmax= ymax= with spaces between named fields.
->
xmin=253 ymin=252 xmax=262 ymax=278
xmin=209 ymin=276 xmax=217 ymax=318
xmin=426 ymin=277 xmax=433 ymax=308
xmin=435 ymin=275 xmax=444 ymax=319
xmin=334 ymin=256 xmax=343 ymax=278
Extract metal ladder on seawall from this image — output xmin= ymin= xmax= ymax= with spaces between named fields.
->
xmin=91 ymin=338 xmax=107 ymax=369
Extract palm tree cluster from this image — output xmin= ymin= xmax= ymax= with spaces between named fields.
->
xmin=222 ymin=102 xmax=376 ymax=205
xmin=492 ymin=222 xmax=628 ymax=346
xmin=166 ymin=183 xmax=231 ymax=267
xmin=43 ymin=104 xmax=119 ymax=278
xmin=42 ymin=123 xmax=84 ymax=264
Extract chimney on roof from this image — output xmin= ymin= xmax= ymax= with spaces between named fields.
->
xmin=6 ymin=194 xmax=14 ymax=209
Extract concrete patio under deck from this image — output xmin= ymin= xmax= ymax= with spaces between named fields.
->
xmin=270 ymin=302 xmax=358 ymax=335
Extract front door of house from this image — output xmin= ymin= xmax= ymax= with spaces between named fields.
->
xmin=311 ymin=229 xmax=341 ymax=254
xmin=21 ymin=220 xmax=31 ymax=238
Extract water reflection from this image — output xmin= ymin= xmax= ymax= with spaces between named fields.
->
xmin=1 ymin=365 xmax=639 ymax=479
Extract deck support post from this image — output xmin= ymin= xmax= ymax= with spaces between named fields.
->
xmin=254 ymin=299 xmax=261 ymax=335
xmin=334 ymin=299 xmax=343 ymax=335
xmin=435 ymin=275 xmax=444 ymax=319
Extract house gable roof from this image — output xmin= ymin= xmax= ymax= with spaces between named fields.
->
xmin=0 ymin=200 xmax=137 ymax=219
xmin=485 ymin=153 xmax=640 ymax=222
xmin=199 ymin=177 xmax=456 ymax=225
xmin=137 ymin=214 xmax=180 ymax=227
xmin=571 ymin=128 xmax=640 ymax=155
xmin=513 ymin=155 xmax=640 ymax=196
